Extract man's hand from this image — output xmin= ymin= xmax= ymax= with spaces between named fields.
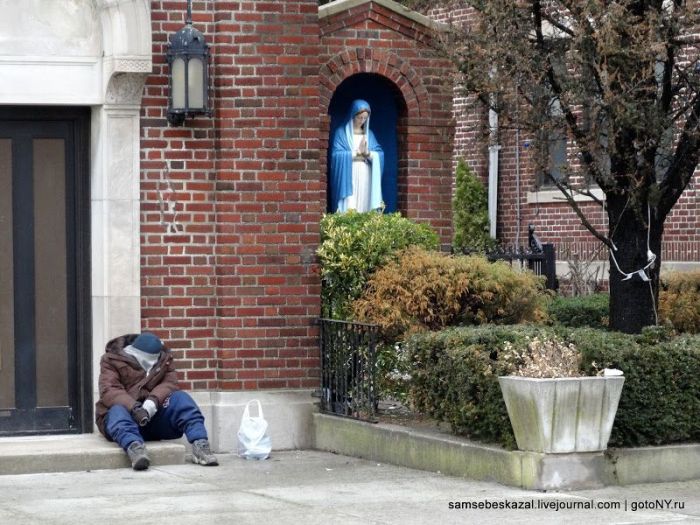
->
xmin=130 ymin=402 xmax=150 ymax=427
xmin=142 ymin=399 xmax=158 ymax=419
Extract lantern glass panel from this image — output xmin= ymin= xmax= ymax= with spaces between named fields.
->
xmin=188 ymin=58 xmax=204 ymax=110
xmin=172 ymin=57 xmax=186 ymax=109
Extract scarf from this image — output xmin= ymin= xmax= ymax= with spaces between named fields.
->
xmin=123 ymin=344 xmax=160 ymax=375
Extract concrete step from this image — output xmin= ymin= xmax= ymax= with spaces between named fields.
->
xmin=0 ymin=434 xmax=186 ymax=475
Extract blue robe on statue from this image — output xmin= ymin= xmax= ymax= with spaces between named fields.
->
xmin=329 ymin=99 xmax=384 ymax=213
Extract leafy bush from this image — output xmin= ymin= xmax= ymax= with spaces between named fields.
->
xmin=452 ymin=159 xmax=495 ymax=252
xmin=317 ymin=211 xmax=439 ymax=319
xmin=548 ymin=292 xmax=609 ymax=329
xmin=408 ymin=325 xmax=700 ymax=448
xmin=659 ymin=271 xmax=700 ymax=333
xmin=575 ymin=328 xmax=700 ymax=447
xmin=352 ymin=248 xmax=548 ymax=341
xmin=408 ymin=325 xmax=557 ymax=448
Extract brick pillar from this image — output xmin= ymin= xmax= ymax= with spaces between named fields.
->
xmin=212 ymin=0 xmax=322 ymax=390
xmin=142 ymin=0 xmax=322 ymax=391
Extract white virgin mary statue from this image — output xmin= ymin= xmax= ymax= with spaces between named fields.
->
xmin=329 ymin=99 xmax=384 ymax=213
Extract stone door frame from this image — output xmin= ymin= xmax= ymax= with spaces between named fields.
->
xmin=0 ymin=0 xmax=152 ymax=418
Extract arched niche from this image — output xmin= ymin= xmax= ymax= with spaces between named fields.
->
xmin=327 ymin=73 xmax=408 ymax=213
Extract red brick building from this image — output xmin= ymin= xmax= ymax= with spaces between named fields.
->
xmin=0 ymin=0 xmax=453 ymax=447
xmin=1 ymin=0 xmax=696 ymax=445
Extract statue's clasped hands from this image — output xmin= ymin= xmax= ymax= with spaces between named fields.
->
xmin=356 ymin=137 xmax=370 ymax=161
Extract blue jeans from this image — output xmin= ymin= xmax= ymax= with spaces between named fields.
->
xmin=104 ymin=390 xmax=208 ymax=451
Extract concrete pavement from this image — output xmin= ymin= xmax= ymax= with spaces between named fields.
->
xmin=1 ymin=450 xmax=699 ymax=525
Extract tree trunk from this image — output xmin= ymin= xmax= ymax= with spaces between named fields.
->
xmin=607 ymin=194 xmax=663 ymax=333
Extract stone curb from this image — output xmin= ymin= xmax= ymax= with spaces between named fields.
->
xmin=311 ymin=413 xmax=700 ymax=490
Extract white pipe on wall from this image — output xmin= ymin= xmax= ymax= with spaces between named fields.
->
xmin=515 ymin=124 xmax=521 ymax=248
xmin=488 ymin=103 xmax=500 ymax=239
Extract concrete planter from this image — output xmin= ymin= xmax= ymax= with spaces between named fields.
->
xmin=498 ymin=376 xmax=625 ymax=453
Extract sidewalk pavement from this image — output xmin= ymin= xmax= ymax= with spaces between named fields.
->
xmin=1 ymin=450 xmax=698 ymax=525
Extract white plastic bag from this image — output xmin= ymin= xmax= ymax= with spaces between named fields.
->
xmin=237 ymin=399 xmax=272 ymax=460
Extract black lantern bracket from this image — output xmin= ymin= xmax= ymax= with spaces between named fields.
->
xmin=166 ymin=0 xmax=210 ymax=126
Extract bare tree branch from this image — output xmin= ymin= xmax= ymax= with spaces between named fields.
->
xmin=658 ymin=91 xmax=700 ymax=216
xmin=547 ymin=173 xmax=613 ymax=248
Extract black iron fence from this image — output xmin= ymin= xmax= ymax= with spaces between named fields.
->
xmin=484 ymin=243 xmax=558 ymax=290
xmin=319 ymin=318 xmax=378 ymax=422
xmin=454 ymin=244 xmax=558 ymax=290
xmin=454 ymin=227 xmax=559 ymax=290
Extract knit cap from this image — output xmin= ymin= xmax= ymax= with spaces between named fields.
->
xmin=131 ymin=332 xmax=163 ymax=354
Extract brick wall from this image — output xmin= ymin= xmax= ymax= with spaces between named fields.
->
xmin=141 ymin=0 xmax=321 ymax=391
xmin=137 ymin=1 xmax=698 ymax=390
xmin=319 ymin=2 xmax=455 ymax=244
xmin=432 ymin=5 xmax=700 ymax=263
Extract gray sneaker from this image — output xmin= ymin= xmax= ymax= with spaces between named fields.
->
xmin=191 ymin=439 xmax=218 ymax=466
xmin=127 ymin=441 xmax=150 ymax=471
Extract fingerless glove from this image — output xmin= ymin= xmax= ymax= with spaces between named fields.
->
xmin=130 ymin=402 xmax=150 ymax=427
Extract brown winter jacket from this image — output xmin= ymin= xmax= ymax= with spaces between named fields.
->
xmin=95 ymin=333 xmax=179 ymax=437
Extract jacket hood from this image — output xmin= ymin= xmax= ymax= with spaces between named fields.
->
xmin=104 ymin=333 xmax=169 ymax=366
xmin=104 ymin=334 xmax=139 ymax=354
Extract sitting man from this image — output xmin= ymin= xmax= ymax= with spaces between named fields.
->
xmin=95 ymin=332 xmax=218 ymax=470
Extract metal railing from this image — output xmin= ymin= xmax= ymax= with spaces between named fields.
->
xmin=454 ymin=244 xmax=558 ymax=291
xmin=453 ymin=227 xmax=559 ymax=290
xmin=319 ymin=318 xmax=378 ymax=422
xmin=484 ymin=243 xmax=558 ymax=290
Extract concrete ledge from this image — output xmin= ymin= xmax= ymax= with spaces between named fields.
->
xmin=313 ymin=413 xmax=524 ymax=487
xmin=0 ymin=434 xmax=185 ymax=475
xmin=608 ymin=444 xmax=700 ymax=485
xmin=312 ymin=413 xmax=700 ymax=490
xmin=190 ymin=390 xmax=317 ymax=453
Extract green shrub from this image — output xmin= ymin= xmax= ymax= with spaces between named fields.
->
xmin=635 ymin=324 xmax=676 ymax=346
xmin=452 ymin=159 xmax=495 ymax=252
xmin=408 ymin=325 xmax=700 ymax=448
xmin=408 ymin=325 xmax=558 ymax=448
xmin=574 ymin=328 xmax=700 ymax=447
xmin=659 ymin=271 xmax=700 ymax=333
xmin=548 ymin=292 xmax=609 ymax=329
xmin=352 ymin=247 xmax=548 ymax=342
xmin=317 ymin=211 xmax=439 ymax=319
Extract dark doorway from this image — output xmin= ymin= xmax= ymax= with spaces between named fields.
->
xmin=0 ymin=107 xmax=91 ymax=435
xmin=328 ymin=73 xmax=405 ymax=213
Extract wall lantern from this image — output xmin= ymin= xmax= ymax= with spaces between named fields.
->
xmin=166 ymin=0 xmax=210 ymax=126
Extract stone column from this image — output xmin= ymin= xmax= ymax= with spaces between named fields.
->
xmin=91 ymin=71 xmax=148 ymax=389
